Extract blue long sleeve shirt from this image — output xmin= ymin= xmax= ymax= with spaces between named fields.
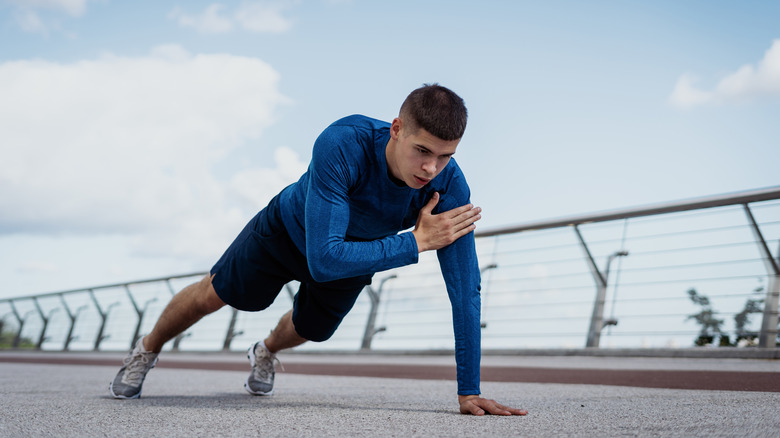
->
xmin=279 ymin=115 xmax=481 ymax=395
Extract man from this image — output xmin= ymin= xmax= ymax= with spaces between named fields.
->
xmin=109 ymin=84 xmax=527 ymax=416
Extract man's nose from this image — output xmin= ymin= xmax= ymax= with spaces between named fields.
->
xmin=422 ymin=158 xmax=436 ymax=175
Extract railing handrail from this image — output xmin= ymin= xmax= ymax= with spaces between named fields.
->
xmin=0 ymin=272 xmax=208 ymax=303
xmin=476 ymin=185 xmax=780 ymax=237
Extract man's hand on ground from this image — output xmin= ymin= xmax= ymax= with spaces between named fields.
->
xmin=458 ymin=395 xmax=528 ymax=416
xmin=412 ymin=192 xmax=482 ymax=253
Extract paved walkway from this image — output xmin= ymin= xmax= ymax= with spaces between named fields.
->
xmin=1 ymin=350 xmax=779 ymax=437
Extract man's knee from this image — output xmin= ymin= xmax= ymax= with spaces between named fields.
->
xmin=291 ymin=313 xmax=338 ymax=342
xmin=301 ymin=331 xmax=333 ymax=343
xmin=194 ymin=275 xmax=225 ymax=314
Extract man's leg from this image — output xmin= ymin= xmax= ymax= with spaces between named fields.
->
xmin=244 ymin=309 xmax=306 ymax=396
xmin=143 ymin=274 xmax=226 ymax=353
xmin=245 ymin=277 xmax=368 ymax=396
xmin=264 ymin=309 xmax=307 ymax=353
xmin=110 ymin=274 xmax=225 ymax=399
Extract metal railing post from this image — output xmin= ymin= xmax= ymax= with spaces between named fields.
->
xmin=744 ymin=204 xmax=780 ymax=348
xmin=124 ymin=285 xmax=157 ymax=349
xmin=89 ymin=289 xmax=119 ymax=351
xmin=9 ymin=301 xmax=33 ymax=349
xmin=361 ymin=275 xmax=397 ymax=351
xmin=32 ymin=297 xmax=59 ymax=350
xmin=223 ymin=308 xmax=244 ymax=351
xmin=575 ymin=225 xmax=627 ymax=348
xmin=762 ymin=272 xmax=780 ymax=348
xmin=479 ymin=264 xmax=498 ymax=329
xmin=60 ymin=294 xmax=86 ymax=351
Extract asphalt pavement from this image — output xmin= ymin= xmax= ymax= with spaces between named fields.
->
xmin=1 ymin=350 xmax=779 ymax=437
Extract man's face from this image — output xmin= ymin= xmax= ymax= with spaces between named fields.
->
xmin=386 ymin=118 xmax=460 ymax=189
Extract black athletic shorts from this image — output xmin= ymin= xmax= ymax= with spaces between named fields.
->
xmin=210 ymin=194 xmax=373 ymax=342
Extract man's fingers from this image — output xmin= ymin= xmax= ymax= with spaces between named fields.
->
xmin=467 ymin=398 xmax=529 ymax=416
xmin=444 ymin=205 xmax=481 ymax=231
xmin=489 ymin=401 xmax=528 ymax=416
xmin=452 ymin=223 xmax=477 ymax=241
xmin=453 ymin=208 xmax=481 ymax=234
xmin=441 ymin=202 xmax=476 ymax=219
xmin=458 ymin=209 xmax=481 ymax=227
xmin=414 ymin=196 xmax=481 ymax=252
xmin=485 ymin=401 xmax=527 ymax=416
xmin=460 ymin=400 xmax=485 ymax=416
xmin=438 ymin=205 xmax=480 ymax=244
xmin=478 ymin=399 xmax=512 ymax=416
xmin=422 ymin=192 xmax=440 ymax=214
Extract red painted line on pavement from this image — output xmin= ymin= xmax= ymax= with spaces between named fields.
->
xmin=1 ymin=355 xmax=778 ymax=392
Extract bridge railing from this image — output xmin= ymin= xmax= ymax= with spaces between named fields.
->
xmin=1 ymin=186 xmax=778 ymax=352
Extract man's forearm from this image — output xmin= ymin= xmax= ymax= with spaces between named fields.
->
xmin=437 ymin=231 xmax=482 ymax=395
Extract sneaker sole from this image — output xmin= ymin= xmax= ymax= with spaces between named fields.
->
xmin=243 ymin=379 xmax=274 ymax=396
xmin=108 ymin=381 xmax=141 ymax=399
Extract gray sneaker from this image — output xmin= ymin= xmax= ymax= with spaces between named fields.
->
xmin=244 ymin=341 xmax=278 ymax=396
xmin=109 ymin=338 xmax=159 ymax=399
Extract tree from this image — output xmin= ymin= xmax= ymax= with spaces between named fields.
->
xmin=0 ymin=327 xmax=35 ymax=349
xmin=686 ymin=279 xmax=778 ymax=348
xmin=733 ymin=280 xmax=780 ymax=346
xmin=686 ymin=288 xmax=725 ymax=346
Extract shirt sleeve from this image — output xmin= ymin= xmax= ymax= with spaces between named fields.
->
xmin=303 ymin=127 xmax=419 ymax=283
xmin=434 ymin=190 xmax=482 ymax=396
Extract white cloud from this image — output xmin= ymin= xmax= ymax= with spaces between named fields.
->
xmin=235 ymin=0 xmax=294 ymax=33
xmin=0 ymin=45 xmax=305 ymax=260
xmin=668 ymin=74 xmax=714 ymax=109
xmin=134 ymin=146 xmax=308 ymax=259
xmin=669 ymin=39 xmax=780 ymax=108
xmin=169 ymin=4 xmax=234 ymax=34
xmin=6 ymin=0 xmax=90 ymax=16
xmin=229 ymin=147 xmax=308 ymax=209
xmin=5 ymin=0 xmax=94 ymax=34
xmin=12 ymin=8 xmax=50 ymax=33
xmin=170 ymin=1 xmax=296 ymax=34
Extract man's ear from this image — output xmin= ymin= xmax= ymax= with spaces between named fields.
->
xmin=390 ymin=117 xmax=402 ymax=140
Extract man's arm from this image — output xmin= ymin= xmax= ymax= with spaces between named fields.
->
xmin=415 ymin=192 xmax=527 ymax=416
xmin=304 ymin=184 xmax=418 ymax=282
xmin=302 ymin=131 xmax=420 ymax=282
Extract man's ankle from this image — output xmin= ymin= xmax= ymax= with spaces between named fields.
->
xmin=141 ymin=336 xmax=161 ymax=354
xmin=260 ymin=339 xmax=276 ymax=355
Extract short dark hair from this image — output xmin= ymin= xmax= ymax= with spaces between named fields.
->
xmin=399 ymin=83 xmax=467 ymax=141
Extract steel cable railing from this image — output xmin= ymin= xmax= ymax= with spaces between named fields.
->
xmin=1 ymin=187 xmax=778 ymax=352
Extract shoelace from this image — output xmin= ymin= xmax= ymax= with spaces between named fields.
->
xmin=252 ymin=351 xmax=283 ymax=381
xmin=122 ymin=352 xmax=158 ymax=386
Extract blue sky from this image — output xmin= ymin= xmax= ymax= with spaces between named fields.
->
xmin=1 ymin=0 xmax=779 ymax=298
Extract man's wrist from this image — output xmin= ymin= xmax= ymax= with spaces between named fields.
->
xmin=411 ymin=230 xmax=427 ymax=253
xmin=458 ymin=394 xmax=480 ymax=404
